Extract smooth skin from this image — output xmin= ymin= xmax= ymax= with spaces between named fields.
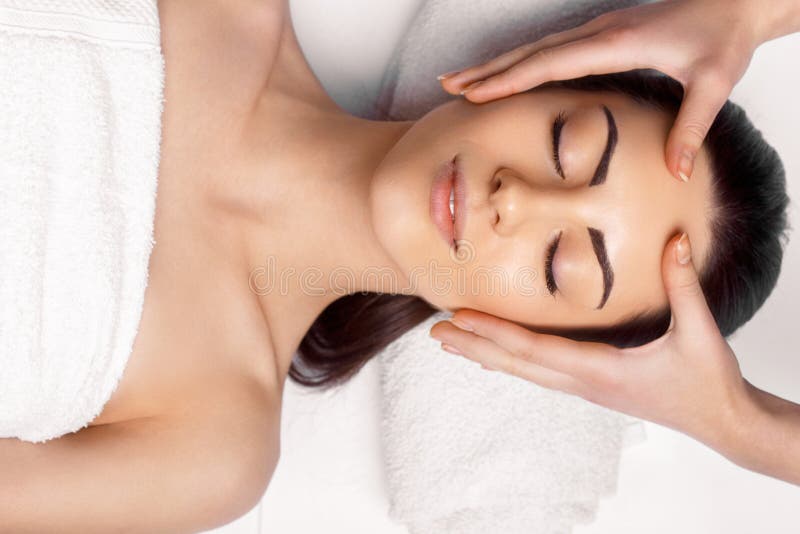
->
xmin=431 ymin=0 xmax=800 ymax=486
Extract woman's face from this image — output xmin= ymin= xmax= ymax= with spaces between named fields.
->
xmin=369 ymin=88 xmax=715 ymax=329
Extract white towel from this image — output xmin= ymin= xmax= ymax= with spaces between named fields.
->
xmin=379 ymin=313 xmax=646 ymax=534
xmin=374 ymin=1 xmax=649 ymax=532
xmin=0 ymin=0 xmax=164 ymax=443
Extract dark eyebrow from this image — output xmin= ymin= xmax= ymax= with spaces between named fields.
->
xmin=589 ymin=104 xmax=618 ymax=186
xmin=588 ymin=227 xmax=613 ymax=309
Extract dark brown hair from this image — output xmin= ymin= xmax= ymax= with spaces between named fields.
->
xmin=289 ymin=70 xmax=791 ymax=391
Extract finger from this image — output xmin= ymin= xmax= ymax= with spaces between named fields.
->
xmin=436 ymin=310 xmax=621 ymax=384
xmin=661 ymin=232 xmax=718 ymax=336
xmin=462 ymin=32 xmax=647 ymax=102
xmin=429 ymin=320 xmax=581 ymax=393
xmin=665 ymin=73 xmax=730 ymax=182
xmin=440 ymin=19 xmax=607 ymax=93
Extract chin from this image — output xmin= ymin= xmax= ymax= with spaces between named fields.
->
xmin=369 ymin=158 xmax=441 ymax=276
xmin=368 ymin=174 xmax=411 ymax=258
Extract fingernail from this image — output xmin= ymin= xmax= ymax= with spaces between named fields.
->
xmin=449 ymin=318 xmax=474 ymax=332
xmin=678 ymin=150 xmax=694 ymax=182
xmin=429 ymin=326 xmax=443 ymax=341
xmin=441 ymin=343 xmax=463 ymax=355
xmin=460 ymin=80 xmax=484 ymax=95
xmin=676 ymin=232 xmax=692 ymax=265
xmin=437 ymin=70 xmax=461 ymax=81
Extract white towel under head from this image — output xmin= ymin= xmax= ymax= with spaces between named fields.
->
xmin=0 ymin=0 xmax=164 ymax=443
xmin=373 ymin=0 xmax=649 ymax=532
xmin=379 ymin=313 xmax=645 ymax=534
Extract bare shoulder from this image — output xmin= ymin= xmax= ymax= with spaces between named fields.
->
xmin=0 ymin=379 xmax=281 ymax=532
xmin=157 ymin=0 xmax=287 ymax=117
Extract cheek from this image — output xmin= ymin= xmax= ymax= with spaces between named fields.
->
xmin=452 ymin=251 xmax=548 ymax=315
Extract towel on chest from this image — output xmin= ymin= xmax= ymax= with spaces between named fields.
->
xmin=0 ymin=0 xmax=165 ymax=443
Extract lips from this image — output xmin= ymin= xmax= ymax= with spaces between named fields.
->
xmin=452 ymin=155 xmax=466 ymax=245
xmin=430 ymin=155 xmax=466 ymax=250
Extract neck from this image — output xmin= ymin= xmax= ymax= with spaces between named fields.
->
xmin=217 ymin=93 xmax=416 ymax=385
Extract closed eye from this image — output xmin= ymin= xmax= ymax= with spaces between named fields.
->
xmin=545 ymin=230 xmax=562 ymax=296
xmin=552 ymin=110 xmax=567 ymax=179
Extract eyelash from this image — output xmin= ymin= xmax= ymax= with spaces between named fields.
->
xmin=545 ymin=230 xmax=562 ymax=296
xmin=552 ymin=110 xmax=567 ymax=179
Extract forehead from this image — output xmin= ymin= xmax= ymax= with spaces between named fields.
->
xmin=538 ymin=88 xmax=715 ymax=319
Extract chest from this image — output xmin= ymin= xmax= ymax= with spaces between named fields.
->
xmin=88 ymin=0 xmax=289 ymax=426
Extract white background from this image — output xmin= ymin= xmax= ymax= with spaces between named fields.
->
xmin=205 ymin=0 xmax=800 ymax=532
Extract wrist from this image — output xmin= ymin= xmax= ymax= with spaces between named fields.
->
xmin=691 ymin=377 xmax=800 ymax=485
xmin=694 ymin=377 xmax=763 ymax=467
xmin=717 ymin=379 xmax=798 ymax=474
xmin=727 ymin=379 xmax=767 ymax=457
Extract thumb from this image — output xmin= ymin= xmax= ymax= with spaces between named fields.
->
xmin=665 ymin=76 xmax=729 ymax=182
xmin=662 ymin=232 xmax=716 ymax=334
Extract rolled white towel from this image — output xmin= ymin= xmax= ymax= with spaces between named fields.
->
xmin=379 ymin=312 xmax=645 ymax=534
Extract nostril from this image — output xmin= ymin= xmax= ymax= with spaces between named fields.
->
xmin=494 ymin=210 xmax=500 ymax=225
xmin=492 ymin=176 xmax=502 ymax=193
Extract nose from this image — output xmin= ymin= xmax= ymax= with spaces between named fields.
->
xmin=489 ymin=172 xmax=592 ymax=236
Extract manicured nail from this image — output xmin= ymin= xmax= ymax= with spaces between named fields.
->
xmin=460 ymin=80 xmax=484 ymax=95
xmin=449 ymin=318 xmax=474 ymax=332
xmin=437 ymin=70 xmax=461 ymax=81
xmin=441 ymin=343 xmax=463 ymax=355
xmin=676 ymin=232 xmax=692 ymax=265
xmin=678 ymin=150 xmax=694 ymax=182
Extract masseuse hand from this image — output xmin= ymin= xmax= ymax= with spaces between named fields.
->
xmin=437 ymin=0 xmax=764 ymax=182
xmin=429 ymin=232 xmax=749 ymax=447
